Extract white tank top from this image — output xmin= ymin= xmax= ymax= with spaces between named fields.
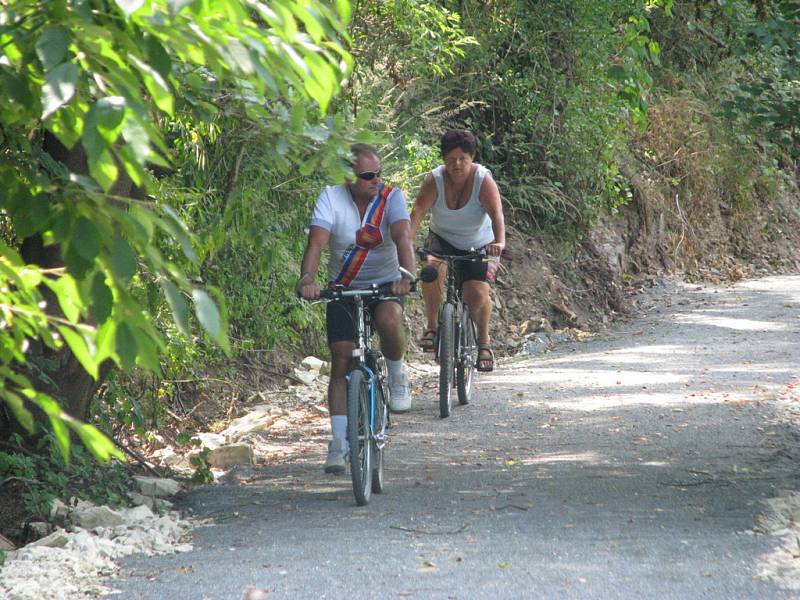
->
xmin=429 ymin=164 xmax=494 ymax=251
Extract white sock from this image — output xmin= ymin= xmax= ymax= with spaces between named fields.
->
xmin=331 ymin=415 xmax=347 ymax=451
xmin=386 ymin=358 xmax=405 ymax=380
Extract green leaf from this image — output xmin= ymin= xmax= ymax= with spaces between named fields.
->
xmin=88 ymin=147 xmax=119 ymax=191
xmin=161 ymin=279 xmax=189 ymax=334
xmin=44 ymin=273 xmax=84 ymax=323
xmin=192 ymin=288 xmax=225 ymax=347
xmin=116 ymin=322 xmax=138 ymax=370
xmin=42 ymin=62 xmax=79 ymax=119
xmin=335 ymin=0 xmax=352 ymax=25
xmin=111 ymin=235 xmax=138 ymax=282
xmin=607 ymin=65 xmax=627 ymax=82
xmin=71 ymin=422 xmax=125 ymax=463
xmin=158 ymin=205 xmax=197 ymax=264
xmin=90 ymin=271 xmax=113 ymax=323
xmin=0 ymin=389 xmax=34 ymax=433
xmin=145 ymin=35 xmax=171 ymax=78
xmin=95 ymin=319 xmax=117 ymax=365
xmin=12 ymin=194 xmax=50 ymax=238
xmin=130 ymin=55 xmax=174 ymax=115
xmin=49 ymin=415 xmax=70 ymax=463
xmin=128 ymin=324 xmax=161 ymax=372
xmin=88 ymin=96 xmax=127 ymax=145
xmin=45 ymin=105 xmax=84 ymax=150
xmin=73 ymin=217 xmax=103 ymax=261
xmin=64 ymin=244 xmax=94 ymax=280
xmin=57 ymin=325 xmax=99 ymax=379
xmin=36 ymin=26 xmax=71 ymax=72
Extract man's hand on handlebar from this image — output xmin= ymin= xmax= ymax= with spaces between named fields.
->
xmin=486 ymin=241 xmax=505 ymax=257
xmin=391 ymin=278 xmax=412 ymax=296
xmin=296 ymin=273 xmax=321 ymax=300
xmin=392 ymin=265 xmax=416 ymax=296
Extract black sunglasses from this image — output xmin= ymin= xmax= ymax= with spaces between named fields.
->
xmin=356 ymin=170 xmax=382 ymax=181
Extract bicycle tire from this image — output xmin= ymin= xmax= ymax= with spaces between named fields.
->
xmin=371 ymin=372 xmax=388 ymax=494
xmin=456 ymin=307 xmax=477 ymax=405
xmin=439 ymin=302 xmax=455 ymax=418
xmin=347 ymin=369 xmax=372 ymax=506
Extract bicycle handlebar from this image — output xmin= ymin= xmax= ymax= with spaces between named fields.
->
xmin=417 ymin=247 xmax=488 ymax=263
xmin=319 ymin=281 xmax=417 ymax=300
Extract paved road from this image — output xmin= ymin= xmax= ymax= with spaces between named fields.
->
xmin=114 ymin=276 xmax=800 ymax=599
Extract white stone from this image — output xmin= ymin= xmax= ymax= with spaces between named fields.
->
xmin=71 ymin=505 xmax=126 ymax=529
xmin=133 ymin=476 xmax=182 ymax=498
xmin=194 ymin=432 xmax=226 ymax=450
xmin=123 ymin=504 xmax=155 ymax=524
xmin=292 ymin=367 xmax=317 ymax=385
xmin=49 ymin=498 xmax=69 ymax=520
xmin=128 ymin=491 xmax=155 ymax=509
xmin=154 ymin=498 xmax=174 ymax=513
xmin=301 ymin=355 xmax=325 ymax=371
xmin=208 ymin=443 xmax=253 ymax=469
xmin=28 ymin=529 xmax=69 ymax=549
xmin=220 ymin=407 xmax=277 ymax=441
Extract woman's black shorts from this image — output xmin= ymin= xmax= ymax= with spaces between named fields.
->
xmin=423 ymin=231 xmax=497 ymax=283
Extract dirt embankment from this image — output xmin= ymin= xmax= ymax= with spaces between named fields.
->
xmin=465 ymin=96 xmax=800 ymax=356
xmin=469 ymin=170 xmax=800 ymax=359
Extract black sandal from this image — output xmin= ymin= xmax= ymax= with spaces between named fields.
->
xmin=420 ymin=329 xmax=437 ymax=353
xmin=476 ymin=343 xmax=494 ymax=372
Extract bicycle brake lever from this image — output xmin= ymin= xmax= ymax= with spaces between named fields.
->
xmin=398 ymin=266 xmax=417 ymax=283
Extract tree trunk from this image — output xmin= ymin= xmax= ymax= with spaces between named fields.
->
xmin=9 ymin=132 xmax=135 ymax=432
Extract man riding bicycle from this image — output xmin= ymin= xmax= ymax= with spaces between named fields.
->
xmin=297 ymin=144 xmax=415 ymax=474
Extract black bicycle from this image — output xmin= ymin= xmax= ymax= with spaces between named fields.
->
xmin=319 ymin=278 xmax=415 ymax=505
xmin=419 ymin=248 xmax=486 ymax=418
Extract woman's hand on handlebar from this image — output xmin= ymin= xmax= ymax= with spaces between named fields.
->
xmin=486 ymin=241 xmax=505 ymax=257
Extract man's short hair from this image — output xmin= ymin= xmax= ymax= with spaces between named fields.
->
xmin=440 ymin=129 xmax=476 ymax=157
xmin=350 ymin=143 xmax=378 ymax=162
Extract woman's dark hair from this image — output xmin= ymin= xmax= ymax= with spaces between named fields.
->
xmin=440 ymin=129 xmax=476 ymax=157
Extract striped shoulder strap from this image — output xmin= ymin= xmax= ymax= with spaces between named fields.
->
xmin=333 ymin=186 xmax=393 ymax=286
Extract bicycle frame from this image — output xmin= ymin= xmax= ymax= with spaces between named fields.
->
xmin=322 ymin=287 xmax=388 ymax=447
xmin=421 ymin=249 xmax=484 ymax=356
xmin=419 ymin=248 xmax=485 ymax=415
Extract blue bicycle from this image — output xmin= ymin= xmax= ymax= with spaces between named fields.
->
xmin=319 ymin=278 xmax=415 ymax=505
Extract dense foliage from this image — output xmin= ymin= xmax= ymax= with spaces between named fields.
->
xmin=0 ymin=0 xmax=797 ymax=469
xmin=0 ymin=0 xmax=352 ymax=459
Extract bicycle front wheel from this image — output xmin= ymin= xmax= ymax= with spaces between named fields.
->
xmin=438 ymin=302 xmax=455 ymax=418
xmin=347 ymin=369 xmax=372 ymax=506
xmin=457 ymin=307 xmax=477 ymax=405
xmin=371 ymin=376 xmax=387 ymax=494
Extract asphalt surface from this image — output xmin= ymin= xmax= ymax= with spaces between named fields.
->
xmin=113 ymin=275 xmax=800 ymax=599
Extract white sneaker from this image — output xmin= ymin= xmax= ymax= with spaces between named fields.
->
xmin=324 ymin=439 xmax=347 ymax=474
xmin=388 ymin=371 xmax=412 ymax=413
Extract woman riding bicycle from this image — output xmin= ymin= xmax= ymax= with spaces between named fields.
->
xmin=409 ymin=129 xmax=506 ymax=372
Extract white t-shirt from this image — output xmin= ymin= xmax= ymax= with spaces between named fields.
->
xmin=310 ymin=183 xmax=410 ymax=288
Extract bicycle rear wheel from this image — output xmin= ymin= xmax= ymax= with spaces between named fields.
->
xmin=347 ymin=369 xmax=372 ymax=506
xmin=456 ymin=307 xmax=477 ymax=405
xmin=438 ymin=302 xmax=455 ymax=418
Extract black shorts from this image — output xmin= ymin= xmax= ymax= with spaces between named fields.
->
xmin=326 ymin=296 xmax=404 ymax=345
xmin=424 ymin=231 xmax=497 ymax=283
